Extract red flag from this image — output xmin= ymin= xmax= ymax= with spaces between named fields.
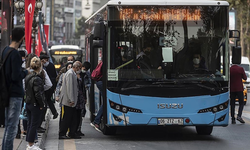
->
xmin=25 ymin=0 xmax=36 ymax=54
xmin=37 ymin=24 xmax=49 ymax=56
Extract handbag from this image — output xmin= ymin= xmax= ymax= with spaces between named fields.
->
xmin=91 ymin=61 xmax=103 ymax=81
xmin=19 ymin=102 xmax=28 ymax=120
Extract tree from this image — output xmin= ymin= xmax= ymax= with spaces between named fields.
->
xmin=227 ymin=0 xmax=250 ymax=57
xmin=75 ymin=17 xmax=86 ymax=39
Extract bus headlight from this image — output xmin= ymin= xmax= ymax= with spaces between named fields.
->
xmin=198 ymin=100 xmax=229 ymax=114
xmin=55 ymin=65 xmax=61 ymax=69
xmin=109 ymin=100 xmax=142 ymax=113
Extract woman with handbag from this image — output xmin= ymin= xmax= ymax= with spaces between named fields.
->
xmin=25 ymin=57 xmax=46 ymax=150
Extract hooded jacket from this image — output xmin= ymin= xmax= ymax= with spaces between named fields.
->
xmin=25 ymin=72 xmax=45 ymax=107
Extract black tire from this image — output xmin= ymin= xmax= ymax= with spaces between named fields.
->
xmin=195 ymin=126 xmax=213 ymax=135
xmin=102 ymin=125 xmax=117 ymax=135
xmin=100 ymin=119 xmax=116 ymax=135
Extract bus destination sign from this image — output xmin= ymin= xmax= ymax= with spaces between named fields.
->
xmin=119 ymin=8 xmax=201 ymax=21
xmin=54 ymin=51 xmax=78 ymax=55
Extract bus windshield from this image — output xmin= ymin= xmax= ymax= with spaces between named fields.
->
xmin=49 ymin=47 xmax=82 ymax=70
xmin=108 ymin=6 xmax=229 ymax=83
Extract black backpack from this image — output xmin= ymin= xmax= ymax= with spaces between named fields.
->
xmin=0 ymin=47 xmax=15 ymax=108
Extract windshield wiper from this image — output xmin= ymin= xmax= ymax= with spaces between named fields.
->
xmin=121 ymin=84 xmax=175 ymax=91
xmin=152 ymin=81 xmax=178 ymax=85
xmin=197 ymin=84 xmax=215 ymax=91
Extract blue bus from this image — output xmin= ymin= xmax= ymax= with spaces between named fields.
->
xmin=85 ymin=0 xmax=241 ymax=135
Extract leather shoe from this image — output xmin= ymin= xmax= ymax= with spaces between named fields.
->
xmin=53 ymin=113 xmax=59 ymax=119
xmin=59 ymin=135 xmax=70 ymax=139
xmin=76 ymin=131 xmax=85 ymax=136
xmin=37 ymin=128 xmax=45 ymax=133
xmin=68 ymin=135 xmax=81 ymax=139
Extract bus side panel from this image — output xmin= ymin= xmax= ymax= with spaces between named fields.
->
xmin=106 ymin=90 xmax=229 ymax=126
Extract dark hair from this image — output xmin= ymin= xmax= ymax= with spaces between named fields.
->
xmin=83 ymin=61 xmax=91 ymax=71
xmin=65 ymin=62 xmax=73 ymax=71
xmin=40 ymin=51 xmax=47 ymax=56
xmin=68 ymin=55 xmax=75 ymax=61
xmin=143 ymin=42 xmax=152 ymax=49
xmin=19 ymin=50 xmax=26 ymax=57
xmin=188 ymin=38 xmax=201 ymax=55
xmin=12 ymin=27 xmax=24 ymax=42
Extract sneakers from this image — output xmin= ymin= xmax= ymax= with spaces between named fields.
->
xmin=26 ymin=144 xmax=42 ymax=150
xmin=90 ymin=122 xmax=102 ymax=132
xmin=237 ymin=116 xmax=245 ymax=123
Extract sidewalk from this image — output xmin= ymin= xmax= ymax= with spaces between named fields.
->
xmin=0 ymin=109 xmax=52 ymax=150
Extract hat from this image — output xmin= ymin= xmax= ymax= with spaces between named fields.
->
xmin=39 ymin=54 xmax=50 ymax=60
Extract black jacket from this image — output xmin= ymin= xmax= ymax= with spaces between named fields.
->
xmin=43 ymin=62 xmax=57 ymax=90
xmin=2 ymin=46 xmax=28 ymax=97
xmin=25 ymin=72 xmax=45 ymax=107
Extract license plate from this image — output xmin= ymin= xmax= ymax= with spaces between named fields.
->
xmin=158 ymin=118 xmax=183 ymax=125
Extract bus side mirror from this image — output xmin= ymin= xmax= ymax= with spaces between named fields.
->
xmin=229 ymin=30 xmax=240 ymax=38
xmin=93 ymin=22 xmax=105 ymax=40
xmin=232 ymin=46 xmax=241 ymax=64
xmin=93 ymin=22 xmax=105 ymax=47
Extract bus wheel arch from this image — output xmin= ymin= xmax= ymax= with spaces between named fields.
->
xmin=100 ymin=120 xmax=117 ymax=135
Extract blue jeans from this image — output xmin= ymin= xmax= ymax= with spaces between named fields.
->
xmin=94 ymin=81 xmax=103 ymax=124
xmin=2 ymin=97 xmax=22 ymax=150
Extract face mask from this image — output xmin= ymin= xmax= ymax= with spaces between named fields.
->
xmin=68 ymin=61 xmax=73 ymax=63
xmin=44 ymin=61 xmax=49 ymax=67
xmin=76 ymin=70 xmax=81 ymax=74
xmin=193 ymin=58 xmax=200 ymax=65
xmin=121 ymin=51 xmax=125 ymax=57
xmin=82 ymin=69 xmax=86 ymax=73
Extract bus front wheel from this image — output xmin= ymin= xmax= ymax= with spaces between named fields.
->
xmin=195 ymin=126 xmax=213 ymax=135
xmin=100 ymin=120 xmax=116 ymax=135
xmin=102 ymin=125 xmax=116 ymax=135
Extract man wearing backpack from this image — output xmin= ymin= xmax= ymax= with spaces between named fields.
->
xmin=0 ymin=27 xmax=28 ymax=150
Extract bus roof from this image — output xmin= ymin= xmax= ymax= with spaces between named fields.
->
xmin=50 ymin=45 xmax=81 ymax=50
xmin=107 ymin=0 xmax=228 ymax=6
xmin=86 ymin=0 xmax=229 ymax=22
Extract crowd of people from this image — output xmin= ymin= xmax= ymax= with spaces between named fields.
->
xmin=0 ymin=27 xmax=248 ymax=150
xmin=0 ymin=27 xmax=92 ymax=150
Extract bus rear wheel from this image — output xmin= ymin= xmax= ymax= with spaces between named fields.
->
xmin=195 ymin=126 xmax=213 ymax=135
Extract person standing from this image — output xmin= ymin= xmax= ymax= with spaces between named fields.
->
xmin=230 ymin=64 xmax=247 ymax=124
xmin=25 ymin=57 xmax=45 ymax=150
xmin=1 ymin=27 xmax=28 ymax=150
xmin=56 ymin=55 xmax=75 ymax=82
xmin=39 ymin=53 xmax=58 ymax=122
xmin=58 ymin=61 xmax=82 ymax=139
